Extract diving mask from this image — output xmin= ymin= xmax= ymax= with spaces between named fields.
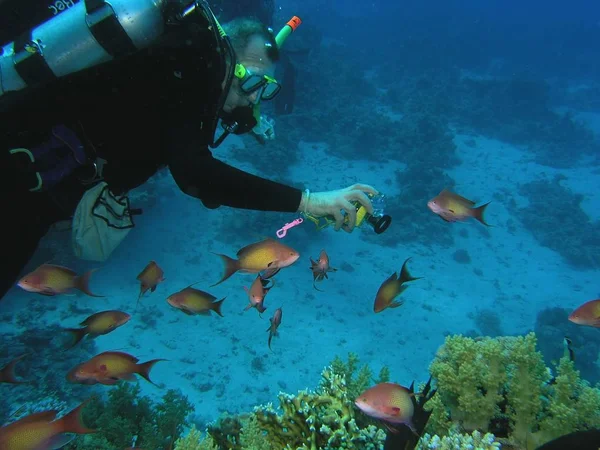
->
xmin=234 ymin=63 xmax=281 ymax=101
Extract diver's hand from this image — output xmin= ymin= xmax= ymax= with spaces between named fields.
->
xmin=251 ymin=115 xmax=276 ymax=143
xmin=301 ymin=184 xmax=379 ymax=232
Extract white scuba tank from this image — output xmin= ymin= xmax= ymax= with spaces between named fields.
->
xmin=0 ymin=0 xmax=168 ymax=97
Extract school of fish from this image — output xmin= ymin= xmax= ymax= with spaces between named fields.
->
xmin=1 ymin=189 xmax=596 ymax=447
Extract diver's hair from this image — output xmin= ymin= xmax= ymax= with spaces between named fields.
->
xmin=223 ymin=18 xmax=280 ymax=62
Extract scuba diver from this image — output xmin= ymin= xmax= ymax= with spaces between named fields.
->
xmin=209 ymin=0 xmax=299 ymax=116
xmin=0 ymin=0 xmax=378 ymax=301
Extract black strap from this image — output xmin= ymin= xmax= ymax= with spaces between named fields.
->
xmin=13 ymin=29 xmax=56 ymax=86
xmin=85 ymin=0 xmax=137 ymax=58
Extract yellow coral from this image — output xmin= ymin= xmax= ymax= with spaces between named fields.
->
xmin=253 ymin=366 xmax=385 ymax=450
xmin=173 ymin=425 xmax=218 ymax=450
xmin=428 ymin=332 xmax=600 ymax=450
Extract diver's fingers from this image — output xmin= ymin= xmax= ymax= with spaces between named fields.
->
xmin=332 ymin=210 xmax=345 ymax=231
xmin=340 ymin=199 xmax=357 ymax=232
xmin=348 ymin=183 xmax=379 ymax=196
xmin=347 ymin=190 xmax=374 ymax=215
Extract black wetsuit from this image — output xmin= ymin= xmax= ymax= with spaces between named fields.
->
xmin=0 ymin=9 xmax=301 ymax=300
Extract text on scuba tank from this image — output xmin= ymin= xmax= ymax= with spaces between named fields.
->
xmin=48 ymin=0 xmax=79 ymax=16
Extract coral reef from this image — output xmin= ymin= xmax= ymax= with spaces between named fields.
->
xmin=416 ymin=429 xmax=501 ymax=450
xmin=427 ymin=333 xmax=600 ymax=449
xmin=252 ymin=365 xmax=386 ymax=449
xmin=174 ymin=353 xmax=389 ymax=450
xmin=166 ymin=334 xmax=600 ymax=450
xmin=518 ymin=175 xmax=600 ymax=269
xmin=65 ymin=382 xmax=194 ymax=450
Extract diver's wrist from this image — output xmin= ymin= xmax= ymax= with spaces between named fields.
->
xmin=298 ymin=188 xmax=310 ymax=214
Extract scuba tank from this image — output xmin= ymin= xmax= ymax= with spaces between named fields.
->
xmin=0 ymin=0 xmax=168 ymax=98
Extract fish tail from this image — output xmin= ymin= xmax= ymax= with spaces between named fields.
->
xmin=210 ymin=254 xmax=239 ymax=286
xmin=64 ymin=327 xmax=88 ymax=349
xmin=398 ymin=258 xmax=422 ymax=284
xmin=268 ymin=331 xmax=274 ymax=350
xmin=473 ymin=202 xmax=491 ymax=226
xmin=137 ymin=359 xmax=167 ymax=385
xmin=58 ymin=399 xmax=97 ymax=435
xmin=75 ymin=269 xmax=104 ymax=297
xmin=212 ymin=297 xmax=226 ymax=317
xmin=1 ymin=354 xmax=29 ymax=384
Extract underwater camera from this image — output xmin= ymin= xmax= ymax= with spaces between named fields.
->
xmin=346 ymin=193 xmax=392 ymax=234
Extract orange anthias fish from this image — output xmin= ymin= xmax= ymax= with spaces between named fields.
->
xmin=267 ymin=307 xmax=282 ymax=350
xmin=309 ymin=249 xmax=337 ymax=291
xmin=374 ymin=258 xmax=421 ymax=313
xmin=243 ymin=275 xmax=273 ymax=314
xmin=65 ymin=310 xmax=131 ymax=349
xmin=427 ymin=189 xmax=490 ymax=226
xmin=0 ymin=354 xmax=29 ymax=384
xmin=136 ymin=260 xmax=165 ymax=306
xmin=355 ymin=382 xmax=416 ymax=433
xmin=211 ymin=238 xmax=300 ymax=286
xmin=569 ymin=299 xmax=600 ymax=327
xmin=17 ymin=263 xmax=103 ymax=297
xmin=67 ymin=351 xmax=165 ymax=386
xmin=0 ymin=400 xmax=95 ymax=450
xmin=167 ymin=286 xmax=225 ymax=317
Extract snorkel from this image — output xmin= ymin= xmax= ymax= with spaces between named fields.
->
xmin=275 ymin=16 xmax=302 ymax=48
xmin=211 ymin=13 xmax=302 ymax=148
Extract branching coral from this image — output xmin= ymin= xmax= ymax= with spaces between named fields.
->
xmin=427 ymin=333 xmax=600 ymax=449
xmin=416 ymin=429 xmax=501 ymax=450
xmin=196 ymin=355 xmax=388 ymax=450
xmin=253 ymin=366 xmax=385 ymax=449
xmin=174 ymin=425 xmax=218 ymax=450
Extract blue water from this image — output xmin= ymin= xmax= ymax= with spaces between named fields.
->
xmin=1 ymin=0 xmax=600 ymax=447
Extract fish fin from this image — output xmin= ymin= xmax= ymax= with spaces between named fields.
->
xmin=74 ymin=269 xmax=104 ymax=297
xmin=45 ymin=434 xmax=76 ymax=449
xmin=313 ymin=280 xmax=324 ymax=292
xmin=64 ymin=327 xmax=88 ymax=350
xmin=151 ymin=285 xmax=157 ymax=292
xmin=212 ymin=298 xmax=226 ymax=317
xmin=389 ymin=300 xmax=405 ymax=308
xmin=398 ymin=258 xmax=422 ymax=284
xmin=15 ymin=410 xmax=59 ymax=424
xmin=442 ymin=190 xmax=476 ymax=206
xmin=382 ymin=422 xmax=401 ymax=434
xmin=260 ymin=277 xmax=273 ymax=288
xmin=38 ymin=286 xmax=57 ymax=296
xmin=181 ymin=308 xmax=195 ymax=316
xmin=386 ymin=272 xmax=398 ymax=283
xmin=58 ymin=399 xmax=96 ymax=434
xmin=472 ymin=201 xmax=491 ymax=226
xmin=137 ymin=359 xmax=167 ymax=385
xmin=0 ymin=353 xmax=30 ymax=383
xmin=98 ymin=378 xmax=120 ymax=385
xmin=268 ymin=331 xmax=274 ymax=350
xmin=210 ymin=253 xmax=239 ymax=286
xmin=260 ymin=263 xmax=280 ymax=279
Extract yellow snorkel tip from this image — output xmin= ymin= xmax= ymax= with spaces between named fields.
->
xmin=275 ymin=16 xmax=302 ymax=49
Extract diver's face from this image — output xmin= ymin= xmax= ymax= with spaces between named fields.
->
xmin=223 ymin=35 xmax=276 ymax=113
